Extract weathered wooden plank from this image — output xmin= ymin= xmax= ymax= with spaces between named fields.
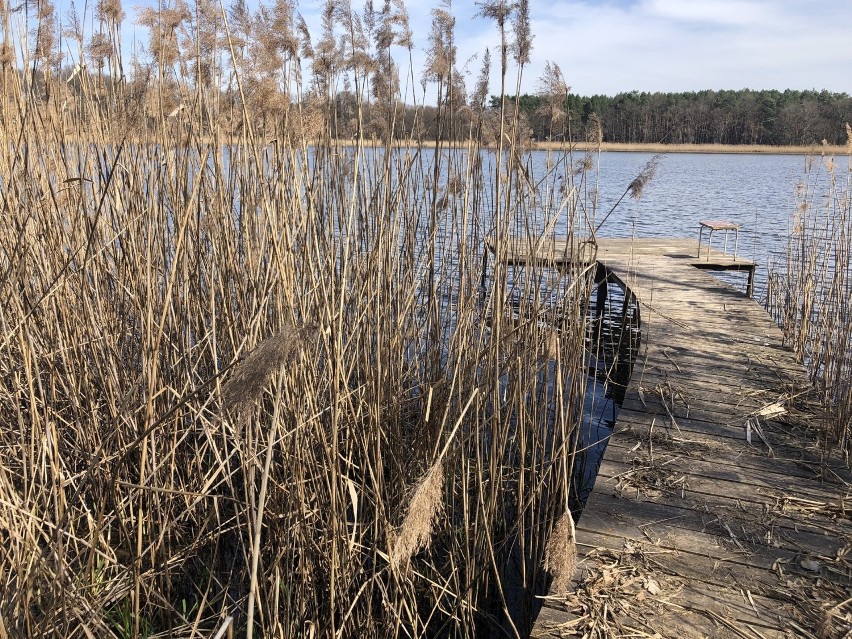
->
xmin=579 ymin=491 xmax=796 ymax=565
xmin=574 ymin=529 xmax=786 ymax=596
xmin=618 ymin=397 xmax=776 ymax=431
xmin=621 ymin=364 xmax=804 ymax=393
xmin=536 ymin=535 xmax=793 ymax=637
xmin=598 ymin=442 xmax=850 ymax=505
xmin=585 ymin=470 xmax=847 ymax=557
xmin=605 ymin=432 xmax=848 ymax=484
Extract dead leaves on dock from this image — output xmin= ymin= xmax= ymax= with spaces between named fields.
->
xmin=637 ymin=381 xmax=690 ymax=432
xmin=614 ymin=443 xmax=690 ymax=501
xmin=542 ymin=539 xmax=852 ymax=639
xmin=539 ymin=377 xmax=852 ymax=638
xmin=772 ymin=540 xmax=852 ymax=639
xmin=543 ymin=543 xmax=686 ymax=639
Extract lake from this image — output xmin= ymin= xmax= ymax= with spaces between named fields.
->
xmin=544 ymin=150 xmax=850 ymax=298
xmin=210 ymin=144 xmax=845 ymax=303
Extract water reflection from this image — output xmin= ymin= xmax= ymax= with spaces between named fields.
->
xmin=574 ymin=270 xmax=641 ymax=515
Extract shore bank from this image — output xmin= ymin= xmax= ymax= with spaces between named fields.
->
xmin=549 ymin=141 xmax=848 ymax=155
xmin=325 ymin=138 xmax=849 ymax=155
xmin=14 ymin=131 xmax=845 ymax=156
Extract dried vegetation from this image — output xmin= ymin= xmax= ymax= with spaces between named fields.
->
xmin=766 ymin=127 xmax=852 ymax=460
xmin=0 ymin=0 xmax=610 ymax=637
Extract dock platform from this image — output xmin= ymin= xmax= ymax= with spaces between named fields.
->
xmin=514 ymin=238 xmax=852 ymax=638
xmin=482 ymin=236 xmax=758 ymax=296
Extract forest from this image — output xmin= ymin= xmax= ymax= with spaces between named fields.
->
xmin=495 ymin=89 xmax=852 ymax=146
xmin=30 ymin=76 xmax=851 ymax=147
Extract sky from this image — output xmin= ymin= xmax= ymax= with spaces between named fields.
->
xmin=101 ymin=0 xmax=851 ymax=99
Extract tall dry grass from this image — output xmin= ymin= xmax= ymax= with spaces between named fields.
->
xmin=0 ymin=2 xmax=607 ymax=637
xmin=766 ymin=128 xmax=852 ymax=459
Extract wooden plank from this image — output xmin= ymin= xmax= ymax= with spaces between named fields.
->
xmin=574 ymin=529 xmax=788 ymax=597
xmin=596 ymin=449 xmax=851 ymax=508
xmin=578 ymin=491 xmax=805 ymax=570
xmin=606 ymin=433 xmax=850 ymax=484
xmin=585 ymin=471 xmax=847 ymax=558
xmin=536 ymin=534 xmax=793 ymax=637
xmin=625 ymin=365 xmax=805 ymax=394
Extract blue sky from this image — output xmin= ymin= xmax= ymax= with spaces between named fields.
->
xmin=101 ymin=0 xmax=851 ymax=98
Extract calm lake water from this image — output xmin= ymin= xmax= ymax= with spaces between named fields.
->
xmin=544 ymin=150 xmax=850 ymax=298
xmin=211 ymin=145 xmax=845 ymax=302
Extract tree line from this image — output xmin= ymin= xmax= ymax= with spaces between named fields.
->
xmin=495 ymin=89 xmax=852 ymax=146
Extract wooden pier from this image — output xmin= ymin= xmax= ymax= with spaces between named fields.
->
xmin=506 ymin=238 xmax=852 ymax=638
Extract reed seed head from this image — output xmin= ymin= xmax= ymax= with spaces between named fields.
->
xmin=512 ymin=0 xmax=532 ymax=65
xmin=543 ymin=509 xmax=577 ymax=593
xmin=390 ymin=460 xmax=444 ymax=571
xmin=222 ymin=323 xmax=313 ymax=414
xmin=96 ymin=0 xmax=125 ymax=24
xmin=629 ymin=154 xmax=662 ymax=199
xmin=0 ymin=42 xmax=12 ymax=67
xmin=587 ymin=112 xmax=603 ymax=147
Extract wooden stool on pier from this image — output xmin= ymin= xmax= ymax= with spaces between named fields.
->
xmin=698 ymin=220 xmax=740 ymax=260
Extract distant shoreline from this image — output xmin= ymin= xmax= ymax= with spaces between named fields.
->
xmin=11 ymin=132 xmax=845 ymax=156
xmin=333 ymin=139 xmax=849 ymax=155
xmin=544 ymin=141 xmax=849 ymax=155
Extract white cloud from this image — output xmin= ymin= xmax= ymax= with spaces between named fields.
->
xmin=643 ymin=0 xmax=779 ymax=26
xmin=449 ymin=0 xmax=852 ymax=96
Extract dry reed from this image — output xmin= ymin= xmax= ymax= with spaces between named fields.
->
xmin=0 ymin=1 xmax=607 ymax=637
xmin=543 ymin=509 xmax=577 ymax=593
xmin=221 ymin=323 xmax=313 ymax=413
xmin=765 ymin=132 xmax=852 ymax=459
xmin=389 ymin=460 xmax=444 ymax=571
